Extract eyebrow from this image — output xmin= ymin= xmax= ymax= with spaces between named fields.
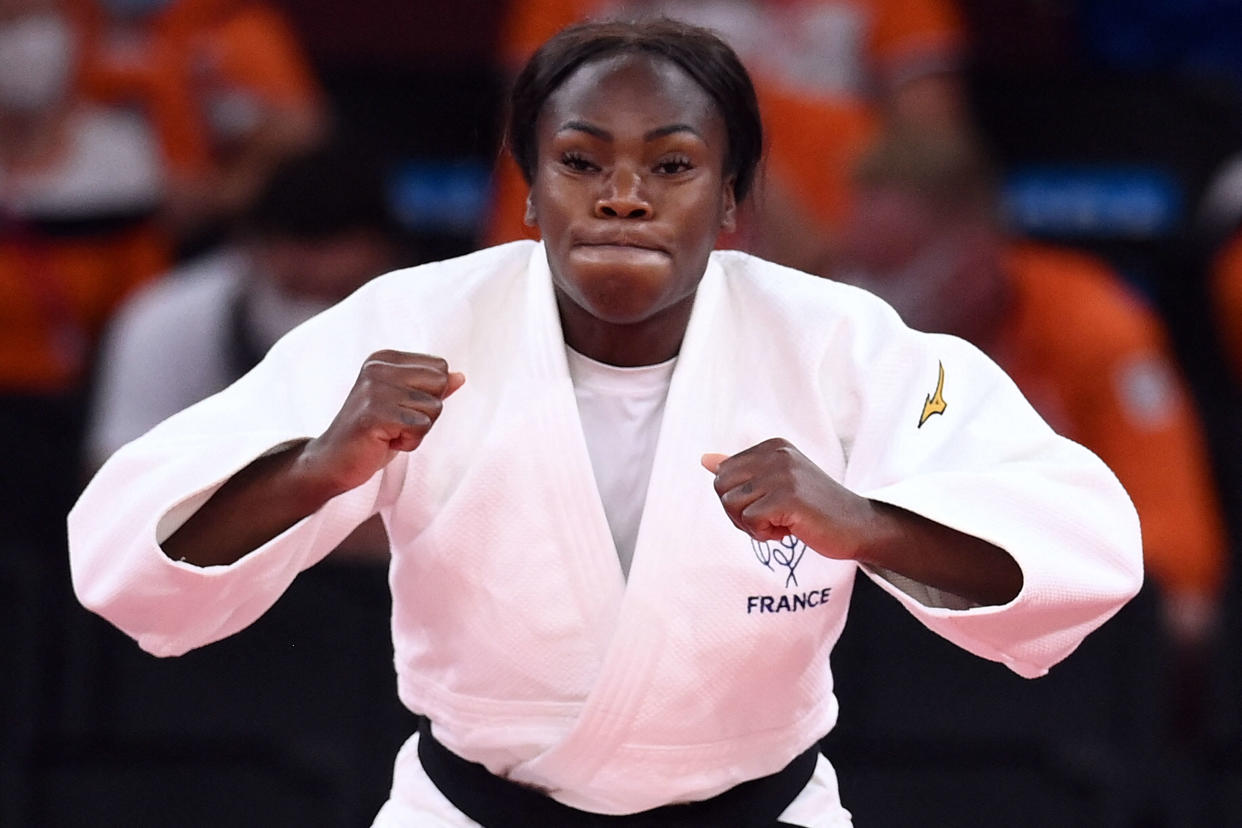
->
xmin=556 ymin=120 xmax=705 ymax=142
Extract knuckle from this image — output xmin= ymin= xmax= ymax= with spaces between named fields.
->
xmin=399 ymin=409 xmax=430 ymax=429
xmin=359 ymin=358 xmax=393 ymax=381
xmin=365 ymin=349 xmax=403 ymax=367
xmin=755 ymin=437 xmax=794 ymax=459
xmin=428 ymin=370 xmax=450 ymax=394
xmin=349 ymin=412 xmax=381 ymax=439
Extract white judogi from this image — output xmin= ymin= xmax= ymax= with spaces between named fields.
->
xmin=68 ymin=241 xmax=1143 ymax=824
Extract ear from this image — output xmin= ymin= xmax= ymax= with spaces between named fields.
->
xmin=524 ymin=194 xmax=537 ymax=227
xmin=720 ymin=177 xmax=738 ymax=233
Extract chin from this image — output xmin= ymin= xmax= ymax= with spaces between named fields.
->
xmin=570 ymin=271 xmax=672 ymax=321
xmin=578 ymin=292 xmax=668 ymax=326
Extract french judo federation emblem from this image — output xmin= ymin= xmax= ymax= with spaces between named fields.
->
xmin=752 ymin=535 xmax=806 ymax=587
xmin=747 ymin=535 xmax=831 ymax=614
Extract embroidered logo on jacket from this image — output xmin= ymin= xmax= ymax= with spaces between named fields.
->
xmin=919 ymin=361 xmax=947 ymax=427
xmin=747 ymin=536 xmax=832 ymax=613
xmin=753 ymin=536 xmax=806 ymax=587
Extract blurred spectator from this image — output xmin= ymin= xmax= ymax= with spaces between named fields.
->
xmin=79 ymin=0 xmax=327 ymax=253
xmin=87 ymin=139 xmax=403 ymax=455
xmin=486 ymin=0 xmax=971 ymax=271
xmin=835 ymin=129 xmax=1228 ymax=658
xmin=0 ymin=0 xmax=167 ymax=547
xmin=86 ymin=139 xmax=406 ymax=559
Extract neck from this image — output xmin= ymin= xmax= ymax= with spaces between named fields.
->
xmin=555 ymin=289 xmax=694 ymax=367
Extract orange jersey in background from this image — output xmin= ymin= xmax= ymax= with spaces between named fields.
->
xmin=0 ymin=223 xmax=166 ymax=392
xmin=79 ymin=0 xmax=322 ymax=177
xmin=996 ymin=243 xmax=1226 ymax=599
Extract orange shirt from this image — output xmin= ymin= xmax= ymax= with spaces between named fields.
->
xmin=0 ymin=221 xmax=166 ymax=392
xmin=994 ymin=243 xmax=1226 ymax=598
xmin=1 ymin=100 xmax=170 ymax=394
xmin=760 ymin=90 xmax=879 ymax=231
xmin=80 ymin=0 xmax=321 ymax=177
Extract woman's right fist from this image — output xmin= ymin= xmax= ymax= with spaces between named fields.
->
xmin=300 ymin=350 xmax=464 ymax=495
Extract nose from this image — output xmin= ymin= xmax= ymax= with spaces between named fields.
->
xmin=594 ymin=169 xmax=650 ymax=219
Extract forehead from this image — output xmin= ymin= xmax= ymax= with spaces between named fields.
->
xmin=539 ymin=52 xmax=723 ymax=135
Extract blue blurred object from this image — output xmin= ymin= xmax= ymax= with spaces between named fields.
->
xmin=1002 ymin=165 xmax=1183 ymax=240
xmin=389 ymin=159 xmax=493 ymax=237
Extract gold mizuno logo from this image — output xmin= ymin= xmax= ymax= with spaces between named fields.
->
xmin=919 ymin=361 xmax=947 ymax=427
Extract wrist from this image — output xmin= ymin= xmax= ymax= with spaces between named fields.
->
xmin=286 ymin=439 xmax=356 ymax=504
xmin=844 ymin=499 xmax=904 ymax=569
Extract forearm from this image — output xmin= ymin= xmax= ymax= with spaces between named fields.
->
xmin=704 ymin=440 xmax=1024 ymax=607
xmin=855 ymin=500 xmax=1023 ymax=607
xmin=160 ymin=440 xmax=341 ymax=567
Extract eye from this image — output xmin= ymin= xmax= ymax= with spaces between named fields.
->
xmin=654 ymin=155 xmax=693 ymax=175
xmin=560 ymin=151 xmax=598 ymax=172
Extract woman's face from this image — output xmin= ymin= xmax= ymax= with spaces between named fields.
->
xmin=528 ymin=52 xmax=736 ymax=363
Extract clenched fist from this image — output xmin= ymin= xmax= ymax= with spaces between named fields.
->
xmin=702 ymin=438 xmax=875 ymax=561
xmin=703 ymin=439 xmax=1023 ymax=604
xmin=301 ymin=350 xmax=464 ymax=496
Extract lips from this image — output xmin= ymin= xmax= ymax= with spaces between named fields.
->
xmin=574 ymin=234 xmax=667 ymax=254
xmin=571 ymin=242 xmax=672 ymax=267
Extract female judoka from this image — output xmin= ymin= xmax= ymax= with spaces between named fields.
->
xmin=68 ymin=18 xmax=1143 ymax=827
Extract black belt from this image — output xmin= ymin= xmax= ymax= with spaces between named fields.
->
xmin=416 ymin=718 xmax=816 ymax=827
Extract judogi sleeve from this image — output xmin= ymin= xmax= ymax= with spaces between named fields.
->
xmin=833 ymin=299 xmax=1143 ymax=679
xmin=68 ymin=298 xmax=391 ymax=658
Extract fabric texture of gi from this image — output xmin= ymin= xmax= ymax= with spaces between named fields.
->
xmin=68 ymin=240 xmax=1143 ymax=823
